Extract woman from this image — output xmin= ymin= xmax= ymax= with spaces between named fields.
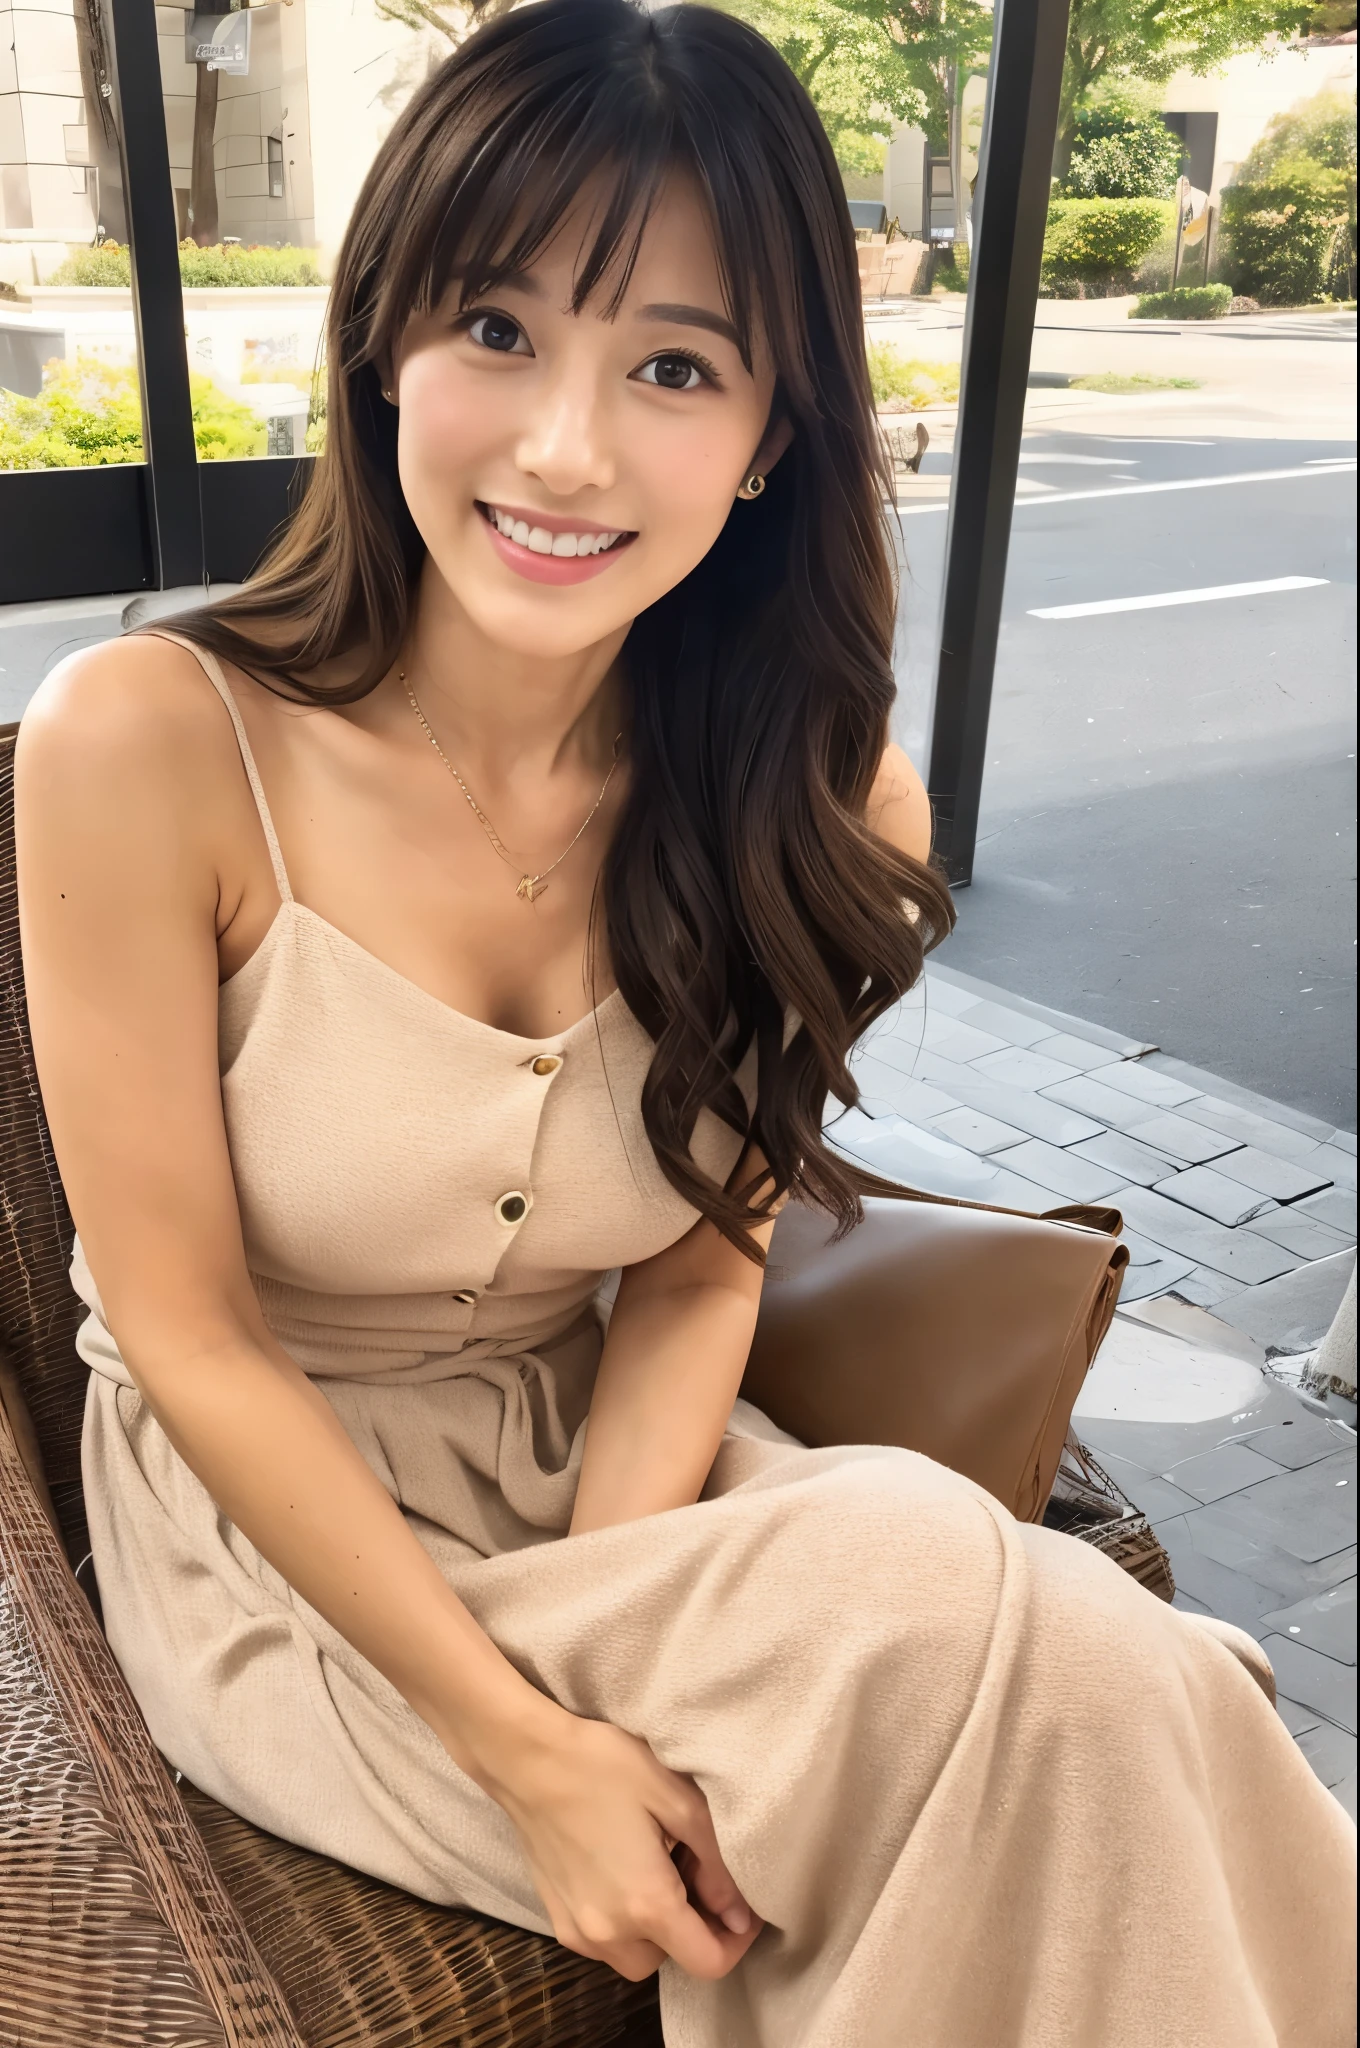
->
xmin=15 ymin=3 xmax=1353 ymax=2042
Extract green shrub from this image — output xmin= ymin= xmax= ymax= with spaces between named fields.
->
xmin=1063 ymin=111 xmax=1182 ymax=201
xmin=865 ymin=345 xmax=960 ymax=410
xmin=0 ymin=358 xmax=143 ymax=466
xmin=177 ymin=241 xmax=324 ymax=287
xmin=1221 ymin=158 xmax=1355 ymax=305
xmin=1220 ymin=89 xmax=1357 ymax=305
xmin=0 ymin=358 xmax=265 ymax=467
xmin=189 ymin=373 xmax=267 ymax=457
xmin=932 ymin=241 xmax=970 ymax=292
xmin=1042 ymin=198 xmax=1173 ymax=293
xmin=48 ymin=240 xmax=324 ymax=289
xmin=47 ymin=242 xmax=133 ymax=286
xmin=1131 ymin=284 xmax=1232 ymax=319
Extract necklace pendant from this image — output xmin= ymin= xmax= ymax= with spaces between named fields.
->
xmin=516 ymin=874 xmax=543 ymax=903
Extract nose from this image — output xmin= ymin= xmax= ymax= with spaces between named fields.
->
xmin=513 ymin=349 xmax=617 ymax=501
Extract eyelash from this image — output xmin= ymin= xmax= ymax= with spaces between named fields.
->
xmin=457 ymin=309 xmax=721 ymax=387
xmin=645 ymin=345 xmax=721 ymax=387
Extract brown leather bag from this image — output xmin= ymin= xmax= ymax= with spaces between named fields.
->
xmin=743 ymin=1191 xmax=1128 ymax=1522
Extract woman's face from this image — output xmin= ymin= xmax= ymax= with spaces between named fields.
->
xmin=392 ymin=176 xmax=790 ymax=659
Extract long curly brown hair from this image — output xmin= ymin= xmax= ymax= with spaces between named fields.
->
xmin=157 ymin=0 xmax=954 ymax=1252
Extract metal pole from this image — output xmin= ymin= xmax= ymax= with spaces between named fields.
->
xmin=106 ymin=0 xmax=203 ymax=588
xmin=927 ymin=0 xmax=1072 ymax=886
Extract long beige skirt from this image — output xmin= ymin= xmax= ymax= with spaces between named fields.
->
xmin=84 ymin=1327 xmax=1357 ymax=2048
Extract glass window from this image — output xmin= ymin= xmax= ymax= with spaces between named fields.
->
xmin=158 ymin=0 xmax=466 ymax=462
xmin=0 ymin=0 xmax=145 ymax=470
xmin=927 ymin=38 xmax=1357 ymax=1121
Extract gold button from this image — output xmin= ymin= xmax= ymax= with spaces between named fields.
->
xmin=495 ymin=1190 xmax=529 ymax=1226
xmin=531 ymin=1055 xmax=561 ymax=1076
xmin=451 ymin=1289 xmax=478 ymax=1305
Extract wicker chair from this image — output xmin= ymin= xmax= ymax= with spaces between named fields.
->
xmin=0 ymin=722 xmax=1171 ymax=2046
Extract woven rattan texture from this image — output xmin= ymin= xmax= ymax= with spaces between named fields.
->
xmin=184 ymin=1786 xmax=663 ymax=2048
xmin=0 ymin=725 xmax=92 ymax=1571
xmin=1045 ymin=1435 xmax=1175 ymax=1602
xmin=0 ymin=1400 xmax=302 ymax=2046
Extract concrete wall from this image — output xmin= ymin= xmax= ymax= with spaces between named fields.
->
xmin=2 ymin=0 xmax=457 ymax=277
xmin=0 ymin=0 xmax=97 ymax=245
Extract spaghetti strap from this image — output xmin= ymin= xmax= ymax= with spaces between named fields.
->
xmin=147 ymin=628 xmax=294 ymax=905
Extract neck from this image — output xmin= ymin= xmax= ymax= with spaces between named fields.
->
xmin=398 ymin=557 xmax=628 ymax=780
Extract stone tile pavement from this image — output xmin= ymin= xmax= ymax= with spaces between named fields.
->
xmin=836 ymin=961 xmax=1357 ymax=1820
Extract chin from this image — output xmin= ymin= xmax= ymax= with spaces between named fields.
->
xmin=455 ymin=588 xmax=635 ymax=661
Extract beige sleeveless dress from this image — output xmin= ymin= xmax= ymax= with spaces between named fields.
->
xmin=74 ymin=635 xmax=1354 ymax=2048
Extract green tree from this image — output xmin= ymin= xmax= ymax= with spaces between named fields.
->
xmin=1062 ymin=101 xmax=1183 ymax=197
xmin=717 ymin=0 xmax=991 ymax=160
xmin=1056 ymin=0 xmax=1314 ymax=176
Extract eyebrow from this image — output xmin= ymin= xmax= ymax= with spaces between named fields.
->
xmin=636 ymin=302 xmax=741 ymax=349
xmin=458 ymin=270 xmax=741 ymax=351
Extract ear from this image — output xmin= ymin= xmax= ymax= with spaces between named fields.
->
xmin=753 ymin=414 xmax=795 ymax=475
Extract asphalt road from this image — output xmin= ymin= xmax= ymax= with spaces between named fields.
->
xmin=893 ymin=432 xmax=1358 ymax=1129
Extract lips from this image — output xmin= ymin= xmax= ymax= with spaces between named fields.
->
xmin=475 ymin=500 xmax=638 ymax=586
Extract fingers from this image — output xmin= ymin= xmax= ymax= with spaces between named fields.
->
xmin=643 ymin=1892 xmax=761 ymax=1982
xmin=652 ymin=1778 xmax=757 ymax=1939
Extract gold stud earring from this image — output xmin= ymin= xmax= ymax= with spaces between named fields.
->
xmin=736 ymin=471 xmax=766 ymax=501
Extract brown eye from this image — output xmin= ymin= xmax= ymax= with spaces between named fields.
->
xmin=640 ymin=353 xmax=705 ymax=391
xmin=468 ymin=312 xmax=529 ymax=355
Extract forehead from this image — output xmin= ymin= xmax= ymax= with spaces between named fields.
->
xmin=492 ymin=173 xmax=727 ymax=314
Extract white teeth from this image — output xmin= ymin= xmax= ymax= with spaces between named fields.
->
xmin=487 ymin=506 xmax=623 ymax=557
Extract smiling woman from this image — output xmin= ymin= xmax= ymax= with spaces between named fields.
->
xmin=13 ymin=4 xmax=1355 ymax=2045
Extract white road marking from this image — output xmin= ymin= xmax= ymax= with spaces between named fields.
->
xmin=895 ymin=458 xmax=1358 ymax=515
xmin=1029 ymin=575 xmax=1328 ymax=620
xmin=1016 ymin=453 xmax=1126 ymax=466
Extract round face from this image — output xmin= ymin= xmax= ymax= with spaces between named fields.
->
xmin=391 ymin=175 xmax=790 ymax=661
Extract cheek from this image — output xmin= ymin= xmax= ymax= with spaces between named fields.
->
xmin=630 ymin=408 xmax=747 ymax=558
xmin=396 ymin=358 xmax=498 ymax=502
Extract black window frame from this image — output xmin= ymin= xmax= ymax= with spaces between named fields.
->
xmin=0 ymin=0 xmax=311 ymax=606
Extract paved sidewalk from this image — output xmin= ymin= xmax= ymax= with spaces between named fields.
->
xmin=838 ymin=961 xmax=1357 ymax=1818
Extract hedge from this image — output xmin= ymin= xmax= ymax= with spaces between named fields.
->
xmin=0 ymin=360 xmax=265 ymax=467
xmin=1132 ymin=284 xmax=1232 ymax=320
xmin=48 ymin=241 xmax=324 ymax=288
xmin=1042 ymin=198 xmax=1174 ymax=291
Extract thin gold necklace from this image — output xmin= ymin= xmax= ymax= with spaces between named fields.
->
xmin=400 ymin=667 xmax=624 ymax=904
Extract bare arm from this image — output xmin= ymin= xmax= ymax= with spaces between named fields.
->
xmin=571 ymin=1199 xmax=776 ymax=1537
xmin=15 ymin=639 xmax=756 ymax=1982
xmin=868 ymin=740 xmax=933 ymax=864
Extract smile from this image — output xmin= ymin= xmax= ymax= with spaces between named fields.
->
xmin=476 ymin=501 xmax=638 ymax=586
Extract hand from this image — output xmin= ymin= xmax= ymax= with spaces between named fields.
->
xmin=468 ymin=1705 xmax=762 ymax=1982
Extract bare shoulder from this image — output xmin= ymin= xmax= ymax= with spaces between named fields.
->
xmin=867 ymin=741 xmax=932 ymax=863
xmin=15 ymin=631 xmax=251 ymax=830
